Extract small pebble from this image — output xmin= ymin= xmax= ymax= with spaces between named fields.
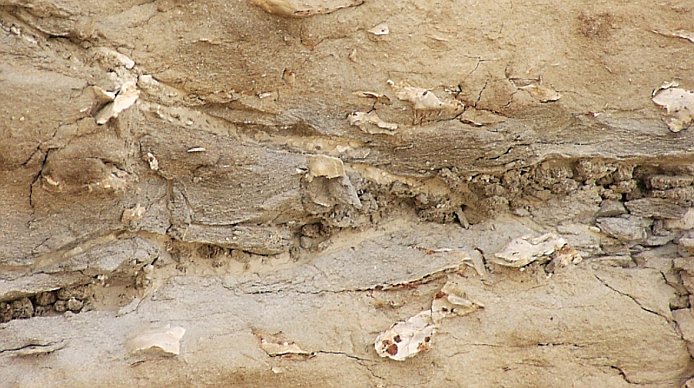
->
xmin=36 ymin=291 xmax=57 ymax=306
xmin=67 ymin=298 xmax=84 ymax=312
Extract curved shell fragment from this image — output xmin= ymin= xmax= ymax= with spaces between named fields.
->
xmin=95 ymin=81 xmax=140 ymax=125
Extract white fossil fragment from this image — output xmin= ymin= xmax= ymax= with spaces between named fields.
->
xmin=653 ymin=80 xmax=680 ymax=97
xmin=306 ymin=154 xmax=346 ymax=181
xmin=375 ymin=279 xmax=483 ymax=361
xmin=652 ymin=85 xmax=694 ymax=132
xmin=348 ymin=111 xmax=398 ymax=134
xmin=44 ymin=175 xmax=60 ymax=187
xmin=348 ymin=48 xmax=358 ymax=62
xmin=390 ymin=81 xmax=464 ymax=122
xmin=305 ymin=154 xmax=362 ymax=208
xmin=368 ymin=22 xmax=389 ymax=36
xmin=374 ymin=310 xmax=436 ymax=361
xmin=127 ymin=324 xmax=185 ymax=356
xmin=431 ymin=284 xmax=484 ymax=323
xmin=187 ymin=147 xmax=207 ymax=153
xmin=493 ymin=233 xmax=569 ymax=267
xmin=353 ymin=90 xmax=391 ymax=104
xmin=653 ymin=29 xmax=694 ymax=44
xmin=146 ymin=152 xmax=159 ymax=171
xmin=95 ymin=81 xmax=140 ymax=125
xmin=260 ymin=338 xmax=311 ymax=357
xmin=394 ymin=86 xmax=454 ymax=111
xmin=520 ymin=84 xmax=561 ymax=102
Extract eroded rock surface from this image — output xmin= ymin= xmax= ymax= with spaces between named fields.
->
xmin=1 ymin=0 xmax=693 ymax=386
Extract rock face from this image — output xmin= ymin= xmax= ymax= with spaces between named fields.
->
xmin=1 ymin=1 xmax=693 ymax=386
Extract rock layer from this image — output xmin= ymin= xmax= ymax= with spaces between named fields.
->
xmin=1 ymin=1 xmax=693 ymax=386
